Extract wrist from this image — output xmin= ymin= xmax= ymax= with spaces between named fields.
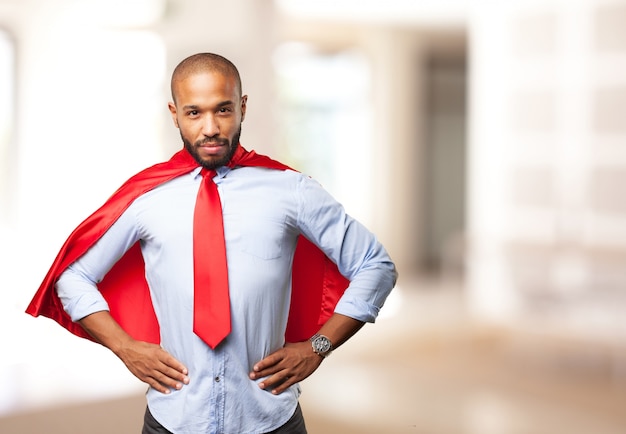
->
xmin=111 ymin=334 xmax=136 ymax=357
xmin=310 ymin=334 xmax=333 ymax=358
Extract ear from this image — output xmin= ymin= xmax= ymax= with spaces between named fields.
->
xmin=240 ymin=95 xmax=248 ymax=122
xmin=168 ymin=102 xmax=179 ymax=128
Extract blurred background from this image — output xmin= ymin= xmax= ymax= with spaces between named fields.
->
xmin=1 ymin=0 xmax=626 ymax=432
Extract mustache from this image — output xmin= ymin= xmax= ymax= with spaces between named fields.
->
xmin=195 ymin=137 xmax=229 ymax=146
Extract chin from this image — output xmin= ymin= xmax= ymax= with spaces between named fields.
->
xmin=198 ymin=152 xmax=232 ymax=170
xmin=183 ymin=138 xmax=239 ymax=170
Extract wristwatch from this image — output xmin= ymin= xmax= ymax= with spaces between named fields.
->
xmin=310 ymin=334 xmax=333 ymax=358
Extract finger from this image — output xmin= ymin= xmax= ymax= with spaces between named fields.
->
xmin=134 ymin=364 xmax=170 ymax=391
xmin=145 ymin=375 xmax=172 ymax=394
xmin=151 ymin=368 xmax=187 ymax=391
xmin=153 ymin=348 xmax=190 ymax=386
xmin=159 ymin=350 xmax=189 ymax=376
xmin=139 ymin=357 xmax=189 ymax=392
xmin=258 ymin=370 xmax=291 ymax=391
xmin=252 ymin=350 xmax=284 ymax=373
xmin=250 ymin=354 xmax=285 ymax=380
xmin=271 ymin=376 xmax=298 ymax=395
xmin=250 ymin=364 xmax=282 ymax=380
xmin=158 ymin=361 xmax=190 ymax=385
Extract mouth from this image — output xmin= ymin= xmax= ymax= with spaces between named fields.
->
xmin=198 ymin=141 xmax=227 ymax=155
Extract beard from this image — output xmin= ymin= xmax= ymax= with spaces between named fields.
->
xmin=182 ymin=125 xmax=242 ymax=170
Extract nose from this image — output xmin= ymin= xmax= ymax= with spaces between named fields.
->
xmin=201 ymin=114 xmax=220 ymax=137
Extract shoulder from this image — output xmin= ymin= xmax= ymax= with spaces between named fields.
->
xmin=231 ymin=166 xmax=308 ymax=183
xmin=224 ymin=167 xmax=325 ymax=204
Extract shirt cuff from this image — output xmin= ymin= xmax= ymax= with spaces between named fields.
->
xmin=334 ymin=296 xmax=381 ymax=323
xmin=56 ymin=280 xmax=110 ymax=322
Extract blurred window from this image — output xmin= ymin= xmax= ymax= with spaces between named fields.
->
xmin=273 ymin=43 xmax=372 ymax=202
xmin=0 ymin=28 xmax=14 ymax=221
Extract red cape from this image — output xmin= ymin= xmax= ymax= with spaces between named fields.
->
xmin=26 ymin=146 xmax=349 ymax=344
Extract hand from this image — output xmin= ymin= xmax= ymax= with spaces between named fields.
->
xmin=249 ymin=341 xmax=323 ymax=395
xmin=116 ymin=340 xmax=190 ymax=394
xmin=78 ymin=311 xmax=189 ymax=394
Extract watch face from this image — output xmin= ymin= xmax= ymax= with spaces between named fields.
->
xmin=313 ymin=335 xmax=332 ymax=353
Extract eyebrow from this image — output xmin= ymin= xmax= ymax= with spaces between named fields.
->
xmin=181 ymin=101 xmax=235 ymax=111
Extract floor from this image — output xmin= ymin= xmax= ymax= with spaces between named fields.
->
xmin=2 ymin=275 xmax=625 ymax=433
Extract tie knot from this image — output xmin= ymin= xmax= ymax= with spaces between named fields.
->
xmin=200 ymin=168 xmax=217 ymax=179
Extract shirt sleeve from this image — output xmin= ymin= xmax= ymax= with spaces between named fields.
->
xmin=295 ymin=175 xmax=398 ymax=323
xmin=56 ymin=205 xmax=141 ymax=322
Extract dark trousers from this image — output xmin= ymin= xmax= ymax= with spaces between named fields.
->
xmin=142 ymin=403 xmax=307 ymax=434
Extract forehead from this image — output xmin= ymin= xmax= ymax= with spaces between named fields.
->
xmin=173 ymin=71 xmax=240 ymax=105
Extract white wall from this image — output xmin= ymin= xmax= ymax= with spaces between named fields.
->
xmin=467 ymin=0 xmax=626 ymax=336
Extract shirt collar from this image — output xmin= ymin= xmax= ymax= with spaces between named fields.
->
xmin=191 ymin=165 xmax=232 ymax=180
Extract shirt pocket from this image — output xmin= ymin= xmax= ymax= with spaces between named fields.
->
xmin=226 ymin=214 xmax=286 ymax=260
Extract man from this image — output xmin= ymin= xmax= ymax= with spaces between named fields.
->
xmin=26 ymin=53 xmax=397 ymax=433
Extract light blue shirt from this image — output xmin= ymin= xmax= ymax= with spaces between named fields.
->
xmin=57 ymin=164 xmax=397 ymax=434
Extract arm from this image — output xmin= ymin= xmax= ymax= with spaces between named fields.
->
xmin=250 ymin=175 xmax=397 ymax=394
xmin=249 ymin=313 xmax=364 ymax=395
xmin=79 ymin=311 xmax=189 ymax=394
xmin=56 ymin=206 xmax=189 ymax=394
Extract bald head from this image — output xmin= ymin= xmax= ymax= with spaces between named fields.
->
xmin=171 ymin=53 xmax=242 ymax=104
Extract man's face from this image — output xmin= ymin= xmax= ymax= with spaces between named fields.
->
xmin=168 ymin=71 xmax=247 ymax=169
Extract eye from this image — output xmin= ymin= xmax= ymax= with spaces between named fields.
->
xmin=218 ymin=107 xmax=232 ymax=114
xmin=188 ymin=110 xmax=199 ymax=117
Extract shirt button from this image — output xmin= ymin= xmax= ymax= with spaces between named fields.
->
xmin=214 ymin=376 xmax=220 ymax=382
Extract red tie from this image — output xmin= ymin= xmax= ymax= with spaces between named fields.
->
xmin=193 ymin=169 xmax=231 ymax=348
